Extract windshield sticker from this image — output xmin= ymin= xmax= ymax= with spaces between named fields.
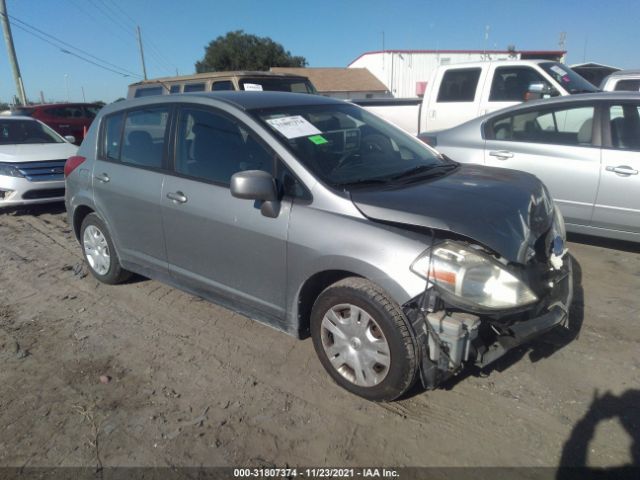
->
xmin=243 ymin=83 xmax=263 ymax=91
xmin=550 ymin=65 xmax=567 ymax=76
xmin=308 ymin=134 xmax=328 ymax=145
xmin=266 ymin=115 xmax=322 ymax=139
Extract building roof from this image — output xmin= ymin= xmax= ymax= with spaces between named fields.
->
xmin=270 ymin=67 xmax=389 ymax=93
xmin=348 ymin=49 xmax=566 ymax=66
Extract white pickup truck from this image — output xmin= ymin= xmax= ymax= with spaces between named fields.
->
xmin=353 ymin=60 xmax=598 ymax=135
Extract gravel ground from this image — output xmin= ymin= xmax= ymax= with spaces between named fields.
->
xmin=0 ymin=204 xmax=638 ymax=470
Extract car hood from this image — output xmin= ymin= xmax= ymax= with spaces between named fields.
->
xmin=0 ymin=142 xmax=78 ymax=163
xmin=350 ymin=164 xmax=555 ymax=264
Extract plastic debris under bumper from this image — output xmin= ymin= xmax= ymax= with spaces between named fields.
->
xmin=474 ymin=257 xmax=574 ymax=368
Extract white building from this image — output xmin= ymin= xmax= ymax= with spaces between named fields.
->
xmin=349 ymin=49 xmax=566 ymax=98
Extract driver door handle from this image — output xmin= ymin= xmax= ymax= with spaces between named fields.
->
xmin=166 ymin=191 xmax=188 ymax=204
xmin=94 ymin=173 xmax=110 ymax=183
xmin=489 ymin=150 xmax=514 ymax=160
xmin=606 ymin=165 xmax=638 ymax=176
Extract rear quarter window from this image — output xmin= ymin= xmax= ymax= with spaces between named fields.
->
xmin=101 ymin=112 xmax=125 ymax=161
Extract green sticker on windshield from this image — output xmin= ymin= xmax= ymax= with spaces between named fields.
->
xmin=308 ymin=134 xmax=328 ymax=145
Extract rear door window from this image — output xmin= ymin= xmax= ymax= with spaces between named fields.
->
xmin=119 ymin=107 xmax=169 ymax=169
xmin=436 ymin=68 xmax=481 ymax=102
xmin=169 ymin=85 xmax=181 ymax=94
xmin=488 ymin=105 xmax=595 ymax=146
xmin=608 ymin=103 xmax=640 ymax=150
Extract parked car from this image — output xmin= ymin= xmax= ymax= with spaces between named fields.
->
xmin=354 ymin=60 xmax=598 ymax=135
xmin=10 ymin=103 xmax=103 ymax=145
xmin=419 ymin=92 xmax=640 ymax=243
xmin=600 ymin=70 xmax=640 ymax=92
xmin=0 ymin=116 xmax=78 ymax=208
xmin=66 ymin=92 xmax=572 ymax=401
xmin=127 ymin=71 xmax=317 ymax=99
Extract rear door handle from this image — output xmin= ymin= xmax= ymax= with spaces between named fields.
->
xmin=166 ymin=191 xmax=188 ymax=204
xmin=489 ymin=150 xmax=514 ymax=160
xmin=606 ymin=165 xmax=638 ymax=176
xmin=94 ymin=173 xmax=110 ymax=183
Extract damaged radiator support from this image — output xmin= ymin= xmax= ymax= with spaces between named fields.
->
xmin=405 ymin=296 xmax=480 ymax=390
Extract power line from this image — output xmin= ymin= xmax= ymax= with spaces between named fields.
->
xmin=10 ymin=22 xmax=139 ymax=78
xmin=103 ymin=0 xmax=176 ymax=75
xmin=86 ymin=0 xmax=175 ymax=77
xmin=87 ymin=0 xmax=134 ymax=39
xmin=9 ymin=13 xmax=140 ymax=77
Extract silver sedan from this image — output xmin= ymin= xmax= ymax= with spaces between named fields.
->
xmin=419 ymin=92 xmax=640 ymax=243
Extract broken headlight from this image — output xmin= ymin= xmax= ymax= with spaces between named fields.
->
xmin=411 ymin=240 xmax=538 ymax=311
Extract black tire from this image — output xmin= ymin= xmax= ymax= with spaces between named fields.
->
xmin=80 ymin=213 xmax=131 ymax=284
xmin=310 ymin=277 xmax=418 ymax=401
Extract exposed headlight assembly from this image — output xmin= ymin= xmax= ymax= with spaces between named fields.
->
xmin=411 ymin=240 xmax=538 ymax=311
xmin=0 ymin=163 xmax=24 ymax=178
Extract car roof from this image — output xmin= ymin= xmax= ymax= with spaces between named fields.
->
xmin=607 ymin=69 xmax=640 ymax=78
xmin=475 ymin=91 xmax=640 ymax=120
xmin=22 ymin=102 xmax=101 ymax=109
xmin=0 ymin=115 xmax=39 ymax=121
xmin=130 ymin=70 xmax=311 ymax=86
xmin=101 ymin=91 xmax=344 ymax=116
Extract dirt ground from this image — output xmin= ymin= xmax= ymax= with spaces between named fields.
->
xmin=0 ymin=204 xmax=638 ymax=470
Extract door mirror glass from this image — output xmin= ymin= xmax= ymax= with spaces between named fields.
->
xmin=230 ymin=170 xmax=277 ymax=201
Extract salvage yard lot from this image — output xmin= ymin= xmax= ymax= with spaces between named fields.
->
xmin=0 ymin=204 xmax=638 ymax=468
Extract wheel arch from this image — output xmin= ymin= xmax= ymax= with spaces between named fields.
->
xmin=72 ymin=205 xmax=95 ymax=241
xmin=293 ymin=262 xmax=418 ymax=339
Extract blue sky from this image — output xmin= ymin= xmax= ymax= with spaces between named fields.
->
xmin=1 ymin=0 xmax=638 ymax=103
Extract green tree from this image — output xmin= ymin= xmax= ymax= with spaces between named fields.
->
xmin=195 ymin=30 xmax=307 ymax=73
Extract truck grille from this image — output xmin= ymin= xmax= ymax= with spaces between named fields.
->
xmin=15 ymin=160 xmax=67 ymax=182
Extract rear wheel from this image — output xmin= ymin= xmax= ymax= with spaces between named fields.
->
xmin=80 ymin=213 xmax=131 ymax=284
xmin=311 ymin=277 xmax=417 ymax=401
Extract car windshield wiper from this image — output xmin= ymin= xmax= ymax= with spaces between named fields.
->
xmin=388 ymin=163 xmax=458 ymax=182
xmin=335 ymin=177 xmax=391 ymax=188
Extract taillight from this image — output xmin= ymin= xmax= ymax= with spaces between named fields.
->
xmin=64 ymin=155 xmax=86 ymax=177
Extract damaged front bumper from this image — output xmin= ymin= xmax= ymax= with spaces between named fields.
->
xmin=474 ymin=256 xmax=573 ymax=367
xmin=403 ymin=255 xmax=573 ymax=388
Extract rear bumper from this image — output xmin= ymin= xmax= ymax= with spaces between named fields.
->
xmin=0 ymin=176 xmax=65 ymax=208
xmin=474 ymin=256 xmax=574 ymax=368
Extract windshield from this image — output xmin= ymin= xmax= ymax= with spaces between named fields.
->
xmin=253 ymin=103 xmax=447 ymax=188
xmin=240 ymin=78 xmax=317 ymax=94
xmin=0 ymin=119 xmax=63 ymax=144
xmin=540 ymin=62 xmax=599 ymax=94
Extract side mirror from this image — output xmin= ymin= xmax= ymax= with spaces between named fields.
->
xmin=230 ymin=170 xmax=280 ymax=218
xmin=64 ymin=135 xmax=76 ymax=144
xmin=230 ymin=170 xmax=277 ymax=201
xmin=525 ymin=83 xmax=558 ymax=101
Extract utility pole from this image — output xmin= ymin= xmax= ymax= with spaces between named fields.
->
xmin=0 ymin=0 xmax=26 ymax=105
xmin=136 ymin=26 xmax=148 ymax=80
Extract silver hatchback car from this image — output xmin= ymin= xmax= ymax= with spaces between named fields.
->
xmin=66 ymin=92 xmax=572 ymax=401
xmin=419 ymin=92 xmax=640 ymax=243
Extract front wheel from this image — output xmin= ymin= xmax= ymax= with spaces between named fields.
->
xmin=310 ymin=277 xmax=418 ymax=401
